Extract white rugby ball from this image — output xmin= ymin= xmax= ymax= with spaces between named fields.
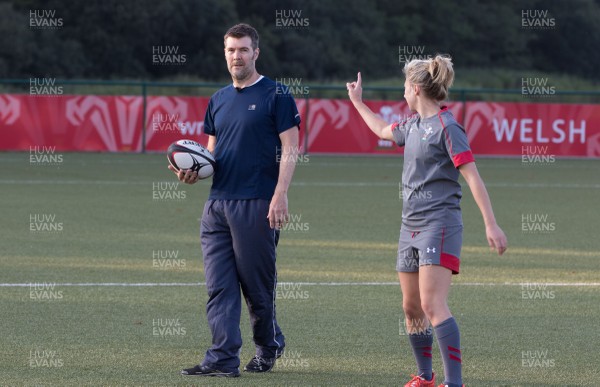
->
xmin=167 ymin=139 xmax=215 ymax=179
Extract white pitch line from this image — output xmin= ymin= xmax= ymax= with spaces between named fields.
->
xmin=2 ymin=156 xmax=597 ymax=169
xmin=292 ymin=182 xmax=600 ymax=189
xmin=0 ymin=282 xmax=205 ymax=287
xmin=0 ymin=179 xmax=144 ymax=185
xmin=2 ymin=282 xmax=600 ymax=287
xmin=0 ymin=179 xmax=211 ymax=186
xmin=1 ymin=179 xmax=598 ymax=189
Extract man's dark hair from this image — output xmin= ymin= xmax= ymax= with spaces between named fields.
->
xmin=224 ymin=23 xmax=259 ymax=50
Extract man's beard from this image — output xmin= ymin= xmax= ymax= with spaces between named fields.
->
xmin=230 ymin=64 xmax=253 ymax=82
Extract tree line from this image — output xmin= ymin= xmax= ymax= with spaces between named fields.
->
xmin=1 ymin=0 xmax=598 ymax=82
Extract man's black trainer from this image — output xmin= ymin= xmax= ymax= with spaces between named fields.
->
xmin=243 ymin=356 xmax=276 ymax=373
xmin=181 ymin=364 xmax=240 ymax=377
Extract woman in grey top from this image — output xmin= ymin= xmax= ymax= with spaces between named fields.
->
xmin=347 ymin=55 xmax=507 ymax=387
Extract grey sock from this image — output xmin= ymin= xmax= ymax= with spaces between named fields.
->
xmin=408 ymin=332 xmax=433 ymax=381
xmin=434 ymin=317 xmax=462 ymax=386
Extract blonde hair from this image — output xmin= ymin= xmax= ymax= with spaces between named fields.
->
xmin=403 ymin=54 xmax=454 ymax=101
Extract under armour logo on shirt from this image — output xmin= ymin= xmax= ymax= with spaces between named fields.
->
xmin=426 ymin=247 xmax=436 ymax=253
xmin=248 ymin=104 xmax=256 ymax=110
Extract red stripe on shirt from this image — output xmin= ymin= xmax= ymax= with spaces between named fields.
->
xmin=452 ymin=150 xmax=475 ymax=168
xmin=440 ymin=227 xmax=445 ymax=255
xmin=439 ymin=107 xmax=474 ymax=168
xmin=437 ymin=107 xmax=448 ymax=129
xmin=439 ymin=108 xmax=454 ymax=155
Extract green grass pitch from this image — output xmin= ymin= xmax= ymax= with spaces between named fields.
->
xmin=0 ymin=152 xmax=599 ymax=386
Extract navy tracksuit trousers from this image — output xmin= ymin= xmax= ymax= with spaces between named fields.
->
xmin=199 ymin=199 xmax=285 ymax=372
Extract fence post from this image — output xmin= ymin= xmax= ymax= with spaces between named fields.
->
xmin=303 ymin=93 xmax=310 ymax=155
xmin=141 ymin=82 xmax=147 ymax=153
xmin=460 ymin=89 xmax=467 ymax=125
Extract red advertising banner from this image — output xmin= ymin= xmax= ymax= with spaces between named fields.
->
xmin=0 ymin=93 xmax=598 ymax=157
xmin=464 ymin=102 xmax=599 ymax=157
xmin=0 ymin=95 xmax=144 ymax=152
xmin=144 ymin=96 xmax=209 ymax=151
xmin=304 ymin=99 xmax=462 ymax=154
xmin=0 ymin=94 xmax=307 ymax=153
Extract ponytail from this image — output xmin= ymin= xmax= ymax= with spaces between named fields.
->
xmin=403 ymin=54 xmax=454 ymax=101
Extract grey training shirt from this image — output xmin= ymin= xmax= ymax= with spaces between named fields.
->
xmin=392 ymin=107 xmax=475 ymax=231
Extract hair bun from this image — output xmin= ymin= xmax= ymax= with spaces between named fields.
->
xmin=402 ymin=54 xmax=454 ymax=101
xmin=430 ymin=55 xmax=453 ymax=88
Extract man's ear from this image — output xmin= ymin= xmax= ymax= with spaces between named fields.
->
xmin=253 ymin=48 xmax=260 ymax=60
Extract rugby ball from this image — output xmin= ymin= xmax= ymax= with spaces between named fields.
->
xmin=167 ymin=139 xmax=215 ymax=179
